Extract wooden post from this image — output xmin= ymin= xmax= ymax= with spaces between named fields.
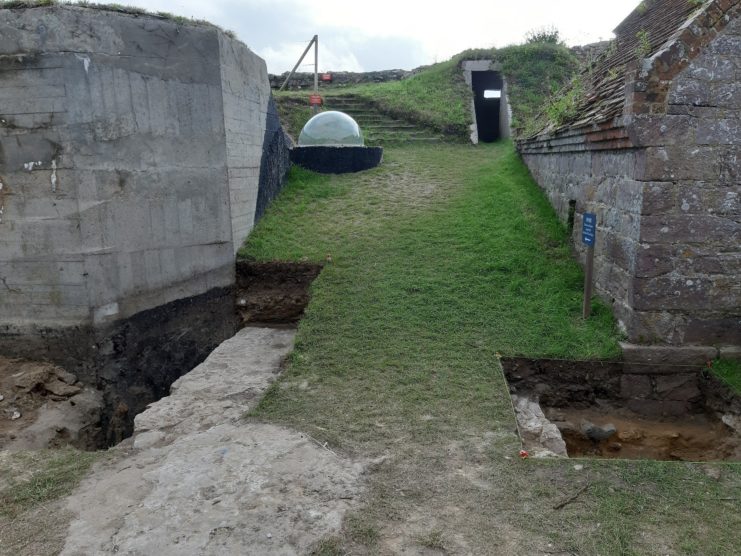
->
xmin=313 ymin=35 xmax=319 ymax=113
xmin=279 ymin=35 xmax=318 ymax=91
xmin=582 ymin=245 xmax=595 ymax=319
xmin=581 ymin=212 xmax=597 ymax=319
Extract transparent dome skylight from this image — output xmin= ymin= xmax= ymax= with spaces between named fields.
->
xmin=298 ymin=111 xmax=364 ymax=147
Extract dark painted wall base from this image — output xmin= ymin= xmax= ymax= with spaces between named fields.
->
xmin=256 ymin=97 xmax=292 ymax=222
xmin=290 ymin=146 xmax=383 ymax=174
xmin=0 ymin=287 xmax=239 ymax=445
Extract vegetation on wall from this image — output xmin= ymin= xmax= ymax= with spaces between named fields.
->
xmin=0 ymin=1 xmax=238 ymax=37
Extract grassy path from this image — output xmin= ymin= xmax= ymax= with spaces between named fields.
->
xmin=242 ymin=143 xmax=740 ymax=555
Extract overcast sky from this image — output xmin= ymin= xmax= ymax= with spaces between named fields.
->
xmin=116 ymin=0 xmax=641 ymax=74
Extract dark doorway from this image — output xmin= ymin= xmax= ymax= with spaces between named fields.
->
xmin=472 ymin=71 xmax=503 ymax=142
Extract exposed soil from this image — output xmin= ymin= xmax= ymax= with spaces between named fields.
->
xmin=0 ymin=262 xmax=322 ymax=453
xmin=0 ymin=357 xmax=103 ymax=450
xmin=547 ymin=406 xmax=741 ymax=461
xmin=236 ymin=260 xmax=322 ymax=325
xmin=501 ymin=358 xmax=741 ymax=462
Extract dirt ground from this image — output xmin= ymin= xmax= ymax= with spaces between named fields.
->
xmin=0 ymin=357 xmax=102 ymax=451
xmin=236 ymin=261 xmax=323 ymax=325
xmin=548 ymin=406 xmax=741 ymax=461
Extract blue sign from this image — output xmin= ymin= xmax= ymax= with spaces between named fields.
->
xmin=582 ymin=213 xmax=597 ymax=246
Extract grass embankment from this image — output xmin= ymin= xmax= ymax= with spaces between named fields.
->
xmin=276 ymin=42 xmax=578 ymax=139
xmin=242 ymin=142 xmax=740 ymax=555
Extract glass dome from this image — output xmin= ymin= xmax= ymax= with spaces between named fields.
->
xmin=298 ymin=111 xmax=364 ymax=147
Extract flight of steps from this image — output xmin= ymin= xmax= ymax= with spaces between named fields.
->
xmin=323 ymin=95 xmax=442 ymax=145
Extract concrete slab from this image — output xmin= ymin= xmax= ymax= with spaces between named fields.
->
xmin=61 ymin=327 xmax=366 ymax=555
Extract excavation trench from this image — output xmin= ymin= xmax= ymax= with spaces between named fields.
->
xmin=501 ymin=358 xmax=741 ymax=462
xmin=0 ymin=261 xmax=321 ymax=452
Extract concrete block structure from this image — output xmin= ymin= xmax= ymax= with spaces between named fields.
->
xmin=0 ymin=5 xmax=290 ymax=436
xmin=519 ymin=0 xmax=740 ymax=348
xmin=0 ymin=5 xmax=288 ymax=333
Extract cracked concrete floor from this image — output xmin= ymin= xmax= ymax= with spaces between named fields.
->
xmin=60 ymin=327 xmax=366 ymax=555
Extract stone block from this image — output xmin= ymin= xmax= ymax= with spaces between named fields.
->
xmin=633 ymin=274 xmax=740 ymax=312
xmin=711 ymin=33 xmax=741 ymax=55
xmin=684 ymin=55 xmax=736 ymax=82
xmin=634 ymin=244 xmax=675 ymax=278
xmin=626 ymin=399 xmax=692 ymax=417
xmin=620 ymin=374 xmax=652 ymax=399
xmin=712 ymin=82 xmax=741 ymax=109
xmin=655 ymin=373 xmax=702 ymax=402
xmin=696 ymin=118 xmax=741 ymax=145
xmin=684 ymin=317 xmax=741 ymax=345
xmin=620 ymin=342 xmax=718 ymax=365
xmin=630 ymin=114 xmax=697 ymax=147
xmin=668 ymin=77 xmax=712 ymax=106
xmin=642 ymin=146 xmax=722 ymax=181
xmin=639 ymin=214 xmax=739 ymax=244
xmin=676 ymin=183 xmax=740 ymax=216
xmin=640 ymin=181 xmax=677 ymax=215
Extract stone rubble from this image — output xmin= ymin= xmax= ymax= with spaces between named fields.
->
xmin=511 ymin=395 xmax=568 ymax=458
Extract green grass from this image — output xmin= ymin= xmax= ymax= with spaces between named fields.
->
xmin=242 ymin=142 xmax=619 ymax=449
xmin=241 ymin=142 xmax=741 ymax=554
xmin=242 ymin=143 xmax=619 ymax=361
xmin=320 ymin=58 xmax=472 ymax=136
xmin=456 ymin=43 xmax=579 ymax=135
xmin=712 ymin=359 xmax=741 ymax=394
xmin=0 ymin=448 xmax=99 ymax=518
xmin=276 ymin=42 xmax=578 ymax=140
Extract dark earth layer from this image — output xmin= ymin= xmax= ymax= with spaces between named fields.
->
xmin=236 ymin=261 xmax=323 ymax=325
xmin=502 ymin=358 xmax=741 ymax=461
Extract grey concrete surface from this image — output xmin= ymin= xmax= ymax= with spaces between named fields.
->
xmin=0 ymin=6 xmax=282 ymax=334
xmin=61 ymin=326 xmax=366 ymax=555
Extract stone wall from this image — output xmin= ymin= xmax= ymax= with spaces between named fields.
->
xmin=626 ymin=14 xmax=741 ymax=345
xmin=519 ymin=16 xmax=740 ymax=347
xmin=521 ymin=148 xmax=643 ymax=334
xmin=0 ymin=6 xmax=289 ymax=337
xmin=269 ymin=69 xmax=410 ymax=90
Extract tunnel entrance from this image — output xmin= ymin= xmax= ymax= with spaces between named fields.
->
xmin=471 ymin=71 xmax=504 ymax=143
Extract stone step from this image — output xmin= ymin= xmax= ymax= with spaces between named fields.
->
xmin=319 ymin=95 xmax=441 ymax=145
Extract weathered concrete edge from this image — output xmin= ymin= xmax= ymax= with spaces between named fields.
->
xmin=620 ymin=342 xmax=741 ymax=365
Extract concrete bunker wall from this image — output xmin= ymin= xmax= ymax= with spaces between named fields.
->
xmin=519 ymin=18 xmax=740 ymax=348
xmin=0 ymin=6 xmax=288 ymax=334
xmin=0 ymin=6 xmax=290 ymax=438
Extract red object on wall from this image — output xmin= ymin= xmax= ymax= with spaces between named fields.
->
xmin=309 ymin=94 xmax=323 ymax=106
xmin=321 ymin=73 xmax=332 ymax=82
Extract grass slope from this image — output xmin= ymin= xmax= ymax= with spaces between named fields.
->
xmin=241 ymin=143 xmax=619 ymax=360
xmin=241 ymin=143 xmax=740 ymax=554
xmin=238 ymin=143 xmax=738 ymax=554
xmin=276 ymin=42 xmax=578 ymax=140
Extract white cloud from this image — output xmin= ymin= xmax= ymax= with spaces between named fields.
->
xmin=105 ymin=0 xmax=640 ymax=72
xmin=259 ymin=41 xmax=364 ymax=74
